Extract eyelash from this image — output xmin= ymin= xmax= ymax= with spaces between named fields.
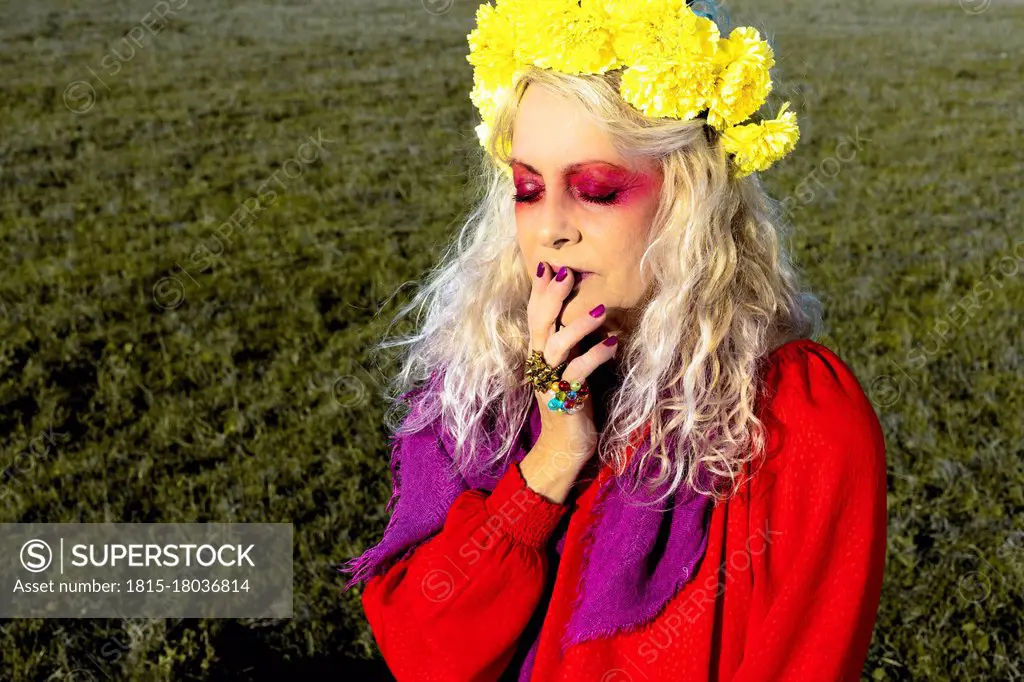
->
xmin=513 ymin=188 xmax=620 ymax=205
xmin=583 ymin=190 xmax=620 ymax=205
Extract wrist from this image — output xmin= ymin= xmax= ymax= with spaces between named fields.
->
xmin=520 ymin=441 xmax=585 ymax=505
xmin=484 ymin=460 xmax=569 ymax=547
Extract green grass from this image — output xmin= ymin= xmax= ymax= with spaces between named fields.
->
xmin=0 ymin=0 xmax=1021 ymax=679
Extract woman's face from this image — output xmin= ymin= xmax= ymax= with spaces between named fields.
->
xmin=511 ymin=84 xmax=663 ymax=343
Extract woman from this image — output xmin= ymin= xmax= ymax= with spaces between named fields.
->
xmin=340 ymin=1 xmax=887 ymax=680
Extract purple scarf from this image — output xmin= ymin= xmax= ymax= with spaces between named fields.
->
xmin=339 ymin=378 xmax=714 ymax=669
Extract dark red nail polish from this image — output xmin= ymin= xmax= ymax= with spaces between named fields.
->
xmin=536 ymin=262 xmax=545 ymax=277
xmin=555 ymin=266 xmax=568 ymax=282
xmin=589 ymin=304 xmax=605 ymax=317
xmin=603 ymin=335 xmax=618 ymax=346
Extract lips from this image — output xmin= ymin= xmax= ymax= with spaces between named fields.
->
xmin=553 ymin=266 xmax=593 ymax=281
xmin=571 ymin=271 xmax=592 ymax=291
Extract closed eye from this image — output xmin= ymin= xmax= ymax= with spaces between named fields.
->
xmin=513 ymin=188 xmax=619 ymax=205
xmin=580 ymin=190 xmax=619 ymax=205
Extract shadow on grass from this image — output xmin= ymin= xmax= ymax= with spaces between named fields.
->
xmin=204 ymin=621 xmax=396 ymax=681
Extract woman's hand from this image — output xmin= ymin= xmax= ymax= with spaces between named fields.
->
xmin=519 ymin=261 xmax=619 ymax=505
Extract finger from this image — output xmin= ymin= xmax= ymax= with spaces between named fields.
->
xmin=546 ymin=265 xmax=575 ymax=325
xmin=530 ymin=338 xmax=578 ymax=400
xmin=537 ymin=266 xmax=577 ymax=363
xmin=528 ymin=260 xmax=558 ymax=351
xmin=545 ymin=302 xmax=608 ymax=366
xmin=562 ymin=334 xmax=619 ymax=384
xmin=529 ymin=263 xmax=576 ymax=359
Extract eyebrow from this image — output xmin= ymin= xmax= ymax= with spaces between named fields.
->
xmin=508 ymin=157 xmax=626 ymax=176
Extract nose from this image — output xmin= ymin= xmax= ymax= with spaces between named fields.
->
xmin=536 ymin=190 xmax=580 ymax=249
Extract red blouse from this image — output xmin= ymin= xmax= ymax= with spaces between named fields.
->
xmin=359 ymin=338 xmax=888 ymax=681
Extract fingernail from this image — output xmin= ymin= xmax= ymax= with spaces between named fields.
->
xmin=555 ymin=266 xmax=568 ymax=282
xmin=589 ymin=304 xmax=605 ymax=318
xmin=536 ymin=262 xmax=545 ymax=277
xmin=603 ymin=335 xmax=618 ymax=346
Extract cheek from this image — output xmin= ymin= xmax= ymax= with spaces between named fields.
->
xmin=515 ymin=219 xmax=538 ymax=272
xmin=597 ymin=176 xmax=660 ymax=254
xmin=599 ymin=208 xmax=658 ymax=303
xmin=601 ymin=265 xmax=645 ymax=306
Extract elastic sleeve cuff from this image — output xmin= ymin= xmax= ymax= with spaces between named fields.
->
xmin=484 ymin=460 xmax=570 ymax=548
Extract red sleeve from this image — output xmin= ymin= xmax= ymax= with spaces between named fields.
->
xmin=361 ymin=459 xmax=570 ymax=682
xmin=734 ymin=341 xmax=888 ymax=682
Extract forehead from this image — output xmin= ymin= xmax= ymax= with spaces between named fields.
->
xmin=510 ymin=84 xmax=624 ymax=170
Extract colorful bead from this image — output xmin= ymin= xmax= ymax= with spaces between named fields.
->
xmin=570 ymin=380 xmax=581 ymax=391
xmin=567 ymin=391 xmax=577 ymax=400
xmin=547 ymin=398 xmax=562 ymax=410
xmin=558 ymin=380 xmax=570 ymax=392
xmin=556 ymin=391 xmax=567 ymax=401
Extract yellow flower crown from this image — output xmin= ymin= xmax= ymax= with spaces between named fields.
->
xmin=466 ymin=0 xmax=800 ymax=179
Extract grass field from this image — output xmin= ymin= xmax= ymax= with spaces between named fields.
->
xmin=0 ymin=0 xmax=1021 ymax=679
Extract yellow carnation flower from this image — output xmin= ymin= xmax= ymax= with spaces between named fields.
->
xmin=517 ymin=0 xmax=618 ymax=75
xmin=467 ymin=1 xmax=536 ymax=147
xmin=707 ymin=27 xmax=775 ymax=130
xmin=611 ymin=1 xmax=721 ymax=120
xmin=466 ymin=1 xmax=524 ymax=94
xmin=606 ymin=0 xmax=719 ymax=65
xmin=470 ymin=79 xmax=516 ymax=124
xmin=620 ymin=53 xmax=718 ymax=120
xmin=475 ymin=120 xmax=491 ymax=147
xmin=721 ymin=101 xmax=800 ymax=178
xmin=475 ymin=120 xmax=514 ymax=180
